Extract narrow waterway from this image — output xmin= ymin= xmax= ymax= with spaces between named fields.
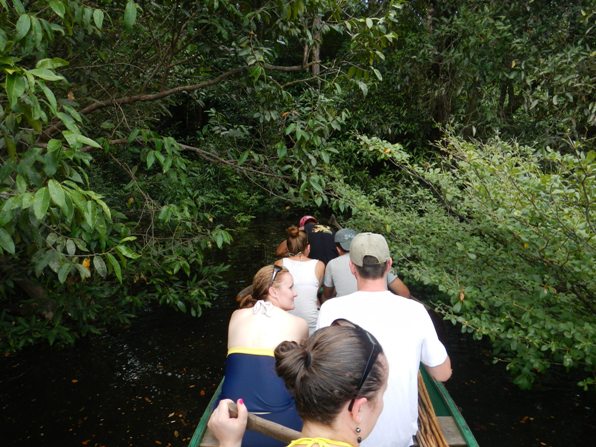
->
xmin=1 ymin=217 xmax=594 ymax=446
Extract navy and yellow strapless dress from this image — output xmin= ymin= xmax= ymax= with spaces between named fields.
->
xmin=218 ymin=347 xmax=302 ymax=447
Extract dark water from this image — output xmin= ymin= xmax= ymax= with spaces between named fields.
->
xmin=1 ymin=218 xmax=594 ymax=446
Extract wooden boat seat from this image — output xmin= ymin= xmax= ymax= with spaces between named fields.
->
xmin=413 ymin=417 xmax=467 ymax=447
xmin=199 ymin=428 xmax=217 ymax=447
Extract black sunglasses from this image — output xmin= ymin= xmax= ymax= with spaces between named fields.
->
xmin=271 ymin=265 xmax=283 ymax=285
xmin=331 ymin=318 xmax=383 ymax=411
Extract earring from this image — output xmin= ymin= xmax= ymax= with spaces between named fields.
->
xmin=355 ymin=426 xmax=362 ymax=444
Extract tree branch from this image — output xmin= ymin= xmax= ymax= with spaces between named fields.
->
xmin=40 ymin=62 xmax=318 ymax=140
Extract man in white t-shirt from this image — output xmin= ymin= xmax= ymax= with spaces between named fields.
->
xmin=317 ymin=232 xmax=451 ymax=447
xmin=322 ymin=228 xmax=411 ymax=301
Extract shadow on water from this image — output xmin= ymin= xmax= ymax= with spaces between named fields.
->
xmin=1 ymin=216 xmax=594 ymax=446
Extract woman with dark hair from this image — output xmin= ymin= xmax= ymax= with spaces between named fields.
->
xmin=210 ymin=319 xmax=388 ymax=447
xmin=275 ymin=225 xmax=325 ymax=334
xmin=218 ymin=264 xmax=308 ymax=447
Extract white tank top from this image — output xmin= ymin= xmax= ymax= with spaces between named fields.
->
xmin=282 ymin=258 xmax=320 ymax=334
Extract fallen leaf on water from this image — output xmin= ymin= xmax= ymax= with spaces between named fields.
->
xmin=189 ymin=384 xmax=196 ymax=389
xmin=81 ymin=440 xmax=90 ymax=446
xmin=154 ymin=441 xmax=162 ymax=446
xmin=168 ymin=412 xmax=175 ymax=417
xmin=144 ymin=397 xmax=152 ymax=403
xmin=199 ymin=389 xmax=206 ymax=396
xmin=174 ymin=430 xmax=179 ymax=438
xmin=72 ymin=379 xmax=79 ymax=384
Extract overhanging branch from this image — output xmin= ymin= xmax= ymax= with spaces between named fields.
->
xmin=41 ymin=62 xmax=319 ymax=140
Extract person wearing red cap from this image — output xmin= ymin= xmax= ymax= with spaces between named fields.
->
xmin=275 ymin=215 xmax=338 ymax=265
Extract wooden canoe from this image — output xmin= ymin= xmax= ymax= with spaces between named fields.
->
xmin=187 ymin=367 xmax=478 ymax=447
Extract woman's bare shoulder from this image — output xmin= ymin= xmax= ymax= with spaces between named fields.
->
xmin=284 ymin=313 xmax=308 ymax=337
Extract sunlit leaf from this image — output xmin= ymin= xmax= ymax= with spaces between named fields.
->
xmin=123 ymin=1 xmax=138 ymax=29
xmin=93 ymin=255 xmax=107 ymax=278
xmin=33 ymin=187 xmax=50 ymax=220
xmin=93 ymin=9 xmax=104 ymax=29
xmin=49 ymin=0 xmax=66 ymax=18
xmin=48 ymin=179 xmax=66 ymax=209
xmin=116 ymin=244 xmax=140 ymax=259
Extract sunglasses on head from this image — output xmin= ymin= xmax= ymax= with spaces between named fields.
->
xmin=331 ymin=318 xmax=383 ymax=411
xmin=271 ymin=265 xmax=283 ymax=285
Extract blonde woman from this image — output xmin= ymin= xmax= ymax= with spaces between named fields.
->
xmin=210 ymin=319 xmax=388 ymax=447
xmin=218 ymin=264 xmax=308 ymax=447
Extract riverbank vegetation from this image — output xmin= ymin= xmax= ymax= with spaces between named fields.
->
xmin=1 ymin=1 xmax=593 ymax=388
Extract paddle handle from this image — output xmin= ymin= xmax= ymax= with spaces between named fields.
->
xmin=227 ymin=401 xmax=302 ymax=444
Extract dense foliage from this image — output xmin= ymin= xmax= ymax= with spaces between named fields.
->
xmin=0 ymin=0 xmax=399 ymax=349
xmin=0 ymin=1 xmax=593 ymax=387
xmin=331 ymin=135 xmax=594 ymax=388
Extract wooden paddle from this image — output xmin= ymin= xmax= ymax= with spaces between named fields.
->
xmin=226 ymin=401 xmax=302 ymax=444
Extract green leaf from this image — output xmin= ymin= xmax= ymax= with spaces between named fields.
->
xmin=49 ymin=0 xmax=66 ymax=18
xmin=46 ymin=232 xmax=58 ymax=246
xmin=372 ymin=68 xmax=382 ymax=81
xmin=276 ymin=145 xmax=287 ymax=158
xmin=116 ymin=244 xmax=140 ymax=259
xmin=0 ymin=28 xmax=7 ymax=52
xmin=57 ymin=114 xmax=80 ymax=133
xmin=75 ymin=134 xmax=101 ymax=148
xmin=31 ymin=16 xmax=42 ymax=47
xmin=63 ymin=105 xmax=82 ymax=123
xmin=6 ymin=74 xmax=27 ymax=108
xmin=93 ymin=9 xmax=105 ymax=29
xmin=84 ymin=201 xmax=96 ymax=227
xmin=33 ymin=187 xmax=50 ymax=220
xmin=36 ymin=58 xmax=69 ymax=69
xmin=16 ymin=174 xmax=27 ymax=193
xmin=48 ymin=179 xmax=66 ymax=209
xmin=356 ymin=81 xmax=368 ymax=97
xmin=15 ymin=14 xmax=31 ymax=41
xmin=106 ymin=253 xmax=122 ymax=282
xmin=0 ymin=228 xmax=15 ymax=254
xmin=12 ymin=0 xmax=25 ymax=14
xmin=95 ymin=198 xmax=112 ymax=221
xmin=366 ymin=18 xmax=373 ymax=29
xmin=146 ymin=150 xmax=156 ymax=168
xmin=39 ymin=82 xmax=58 ymax=113
xmin=28 ymin=68 xmax=65 ymax=82
xmin=58 ymin=263 xmax=71 ymax=283
xmin=238 ymin=150 xmax=249 ymax=165
xmin=20 ymin=192 xmax=34 ymax=209
xmin=63 ymin=131 xmax=101 ymax=149
xmin=123 ymin=1 xmax=138 ymax=29
xmin=93 ymin=255 xmax=107 ymax=278
xmin=66 ymin=239 xmax=76 ymax=256
xmin=74 ymin=263 xmax=91 ymax=280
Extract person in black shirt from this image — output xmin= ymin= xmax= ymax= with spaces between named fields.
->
xmin=275 ymin=215 xmax=338 ymax=265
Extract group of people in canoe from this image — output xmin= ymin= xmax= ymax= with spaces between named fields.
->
xmin=210 ymin=215 xmax=452 ymax=447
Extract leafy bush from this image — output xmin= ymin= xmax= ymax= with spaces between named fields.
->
xmin=330 ymin=134 xmax=595 ymax=388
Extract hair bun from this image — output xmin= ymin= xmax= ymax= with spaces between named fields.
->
xmin=304 ymin=350 xmax=312 ymax=368
xmin=287 ymin=225 xmax=300 ymax=237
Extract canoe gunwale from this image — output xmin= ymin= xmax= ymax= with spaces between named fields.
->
xmin=188 ymin=380 xmax=223 ymax=447
xmin=188 ymin=371 xmax=478 ymax=447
